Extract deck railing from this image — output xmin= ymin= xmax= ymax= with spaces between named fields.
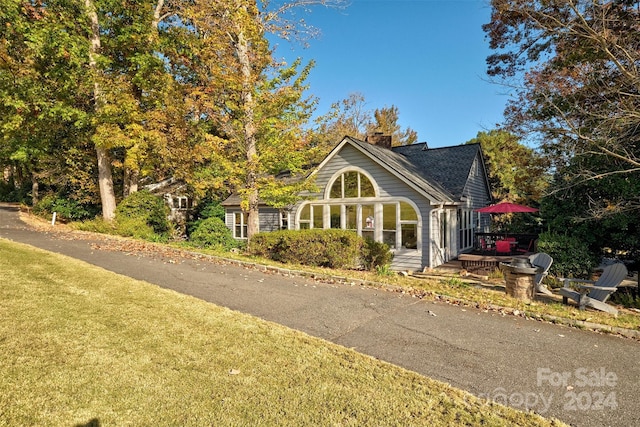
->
xmin=474 ymin=232 xmax=538 ymax=254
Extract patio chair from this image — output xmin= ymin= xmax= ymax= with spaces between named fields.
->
xmin=495 ymin=240 xmax=511 ymax=255
xmin=516 ymin=239 xmax=535 ymax=254
xmin=479 ymin=238 xmax=495 ymax=254
xmin=558 ymin=263 xmax=628 ymax=315
xmin=529 ymin=253 xmax=553 ymax=295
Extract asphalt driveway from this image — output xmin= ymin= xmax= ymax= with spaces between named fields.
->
xmin=1 ymin=203 xmax=638 ymax=427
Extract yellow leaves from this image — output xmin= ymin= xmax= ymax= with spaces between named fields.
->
xmin=92 ymin=124 xmax=128 ymax=149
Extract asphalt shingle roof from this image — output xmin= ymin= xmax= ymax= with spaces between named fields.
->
xmin=392 ymin=142 xmax=482 ymax=200
xmin=222 ymin=137 xmax=483 ymax=207
xmin=346 ymin=137 xmax=482 ymax=201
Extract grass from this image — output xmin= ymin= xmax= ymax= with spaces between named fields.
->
xmin=0 ymin=238 xmax=565 ymax=426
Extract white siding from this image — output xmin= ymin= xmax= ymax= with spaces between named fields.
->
xmin=296 ymin=145 xmax=433 ymax=271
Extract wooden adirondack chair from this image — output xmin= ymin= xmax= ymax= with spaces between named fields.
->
xmin=529 ymin=253 xmax=553 ymax=295
xmin=559 ymin=263 xmax=628 ymax=315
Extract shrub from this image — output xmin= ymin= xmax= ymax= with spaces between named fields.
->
xmin=375 ymin=264 xmax=395 ymax=277
xmin=33 ymin=194 xmax=96 ymax=222
xmin=0 ymin=181 xmax=30 ymax=204
xmin=361 ymin=238 xmax=394 ymax=271
xmin=609 ymin=288 xmax=640 ymax=309
xmin=249 ymin=229 xmax=362 ymax=269
xmin=115 ymin=216 xmax=161 ymax=241
xmin=189 ymin=217 xmax=237 ymax=250
xmin=537 ymin=232 xmax=598 ymax=278
xmin=186 ymin=199 xmax=225 ymax=236
xmin=115 ymin=191 xmax=170 ymax=235
xmin=72 ymin=218 xmax=118 ymax=234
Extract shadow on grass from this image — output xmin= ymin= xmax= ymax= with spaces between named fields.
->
xmin=75 ymin=419 xmax=100 ymax=427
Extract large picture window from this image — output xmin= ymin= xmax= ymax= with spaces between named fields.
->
xmin=298 ymin=170 xmax=420 ymax=252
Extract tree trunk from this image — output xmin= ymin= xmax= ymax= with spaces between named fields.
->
xmin=97 ymin=147 xmax=117 ymax=220
xmin=123 ymin=167 xmax=139 ymax=197
xmin=85 ymin=0 xmax=117 ymax=220
xmin=31 ymin=177 xmax=39 ymax=206
xmin=236 ymin=27 xmax=260 ymax=239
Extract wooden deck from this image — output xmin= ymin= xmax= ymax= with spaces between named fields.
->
xmin=457 ymin=253 xmax=529 ymax=273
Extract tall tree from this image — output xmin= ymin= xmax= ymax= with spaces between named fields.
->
xmin=84 ymin=0 xmax=118 ymax=220
xmin=308 ymin=92 xmax=370 ymax=162
xmin=366 ymin=105 xmax=417 ymax=146
xmin=171 ymin=0 xmax=344 ymax=239
xmin=0 ymin=0 xmax=95 ymax=204
xmin=484 ymin=0 xmax=640 ymax=216
xmin=467 ymin=130 xmax=549 ymax=204
xmin=309 ymin=93 xmax=418 ymax=164
xmin=89 ymin=0 xmax=183 ymax=213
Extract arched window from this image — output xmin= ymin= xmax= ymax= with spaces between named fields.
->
xmin=329 ymin=171 xmax=375 ymax=199
xmin=297 ymin=170 xmax=420 ymax=251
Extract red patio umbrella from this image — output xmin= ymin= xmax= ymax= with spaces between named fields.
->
xmin=475 ymin=202 xmax=538 ymax=214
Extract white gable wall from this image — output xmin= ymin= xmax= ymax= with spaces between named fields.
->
xmin=295 ymin=144 xmax=437 ymax=271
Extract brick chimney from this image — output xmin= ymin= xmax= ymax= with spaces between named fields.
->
xmin=365 ymin=132 xmax=392 ymax=149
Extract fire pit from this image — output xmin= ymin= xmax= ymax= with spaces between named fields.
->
xmin=499 ymin=258 xmax=541 ymax=302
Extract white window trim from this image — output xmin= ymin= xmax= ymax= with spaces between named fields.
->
xmin=324 ymin=167 xmax=379 ymax=200
xmin=296 ymin=199 xmax=421 ymax=253
xmin=280 ymin=210 xmax=290 ymax=230
xmin=233 ymin=212 xmax=249 ymax=239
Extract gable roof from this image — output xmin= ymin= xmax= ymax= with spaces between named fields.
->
xmin=342 ymin=137 xmax=456 ymax=202
xmin=392 ymin=142 xmax=484 ymax=200
xmin=314 ymin=136 xmax=485 ymax=204
xmin=222 ymin=136 xmax=488 ymax=208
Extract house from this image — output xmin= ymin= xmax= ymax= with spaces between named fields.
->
xmin=143 ymin=177 xmax=193 ymax=232
xmin=222 ymin=135 xmax=492 ymax=271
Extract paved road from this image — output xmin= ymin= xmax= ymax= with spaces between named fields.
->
xmin=1 ymin=203 xmax=638 ymax=427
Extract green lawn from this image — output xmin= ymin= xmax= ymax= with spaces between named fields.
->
xmin=0 ymin=239 xmax=564 ymax=426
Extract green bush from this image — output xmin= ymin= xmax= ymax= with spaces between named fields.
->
xmin=115 ymin=191 xmax=170 ymax=235
xmin=189 ymin=217 xmax=237 ymax=250
xmin=33 ymin=194 xmax=96 ymax=221
xmin=72 ymin=218 xmax=118 ymax=234
xmin=361 ymin=238 xmax=394 ymax=271
xmin=537 ymin=232 xmax=598 ymax=278
xmin=609 ymin=288 xmax=640 ymax=309
xmin=187 ymin=200 xmax=225 ymax=236
xmin=115 ymin=216 xmax=162 ymax=242
xmin=249 ymin=229 xmax=362 ymax=269
xmin=0 ymin=181 xmax=30 ymax=204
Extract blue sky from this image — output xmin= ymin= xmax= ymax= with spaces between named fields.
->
xmin=271 ymin=0 xmax=509 ymax=148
